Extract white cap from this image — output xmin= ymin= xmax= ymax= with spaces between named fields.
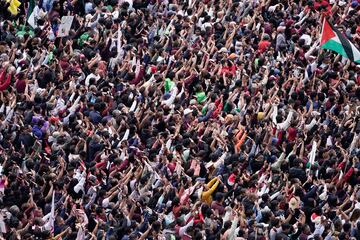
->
xmin=183 ymin=108 xmax=193 ymax=115
xmin=339 ymin=1 xmax=346 ymax=6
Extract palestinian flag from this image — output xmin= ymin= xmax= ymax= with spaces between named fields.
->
xmin=320 ymin=19 xmax=360 ymax=64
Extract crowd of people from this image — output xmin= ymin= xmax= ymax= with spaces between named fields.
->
xmin=0 ymin=0 xmax=359 ymax=239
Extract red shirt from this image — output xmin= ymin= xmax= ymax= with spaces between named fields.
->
xmin=0 ymin=70 xmax=12 ymax=91
xmin=168 ymin=162 xmax=176 ymax=173
xmin=313 ymin=1 xmax=331 ymax=12
xmin=15 ymin=79 xmax=26 ymax=93
xmin=211 ymin=98 xmax=223 ymax=118
xmin=173 ymin=205 xmax=181 ymax=218
xmin=221 ymin=65 xmax=236 ymax=76
xmin=287 ymin=127 xmax=297 ymax=142
xmin=258 ymin=40 xmax=271 ymax=53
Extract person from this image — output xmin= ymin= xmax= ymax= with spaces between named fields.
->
xmin=0 ymin=0 xmax=359 ymax=239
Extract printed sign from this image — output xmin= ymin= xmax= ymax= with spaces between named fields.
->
xmin=58 ymin=16 xmax=74 ymax=37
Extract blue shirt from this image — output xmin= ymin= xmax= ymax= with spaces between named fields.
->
xmin=89 ymin=110 xmax=102 ymax=124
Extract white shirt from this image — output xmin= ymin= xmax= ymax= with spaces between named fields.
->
xmin=85 ymin=73 xmax=100 ymax=87
xmin=300 ymin=34 xmax=312 ymax=46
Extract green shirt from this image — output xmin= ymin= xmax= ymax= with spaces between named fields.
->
xmin=164 ymin=78 xmax=175 ymax=93
xmin=196 ymin=92 xmax=206 ymax=103
xmin=16 ymin=25 xmax=34 ymax=38
xmin=78 ymin=33 xmax=89 ymax=46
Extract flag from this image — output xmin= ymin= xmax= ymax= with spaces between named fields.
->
xmin=27 ymin=5 xmax=40 ymax=29
xmin=26 ymin=0 xmax=35 ymax=20
xmin=320 ymin=19 xmax=360 ymax=63
xmin=27 ymin=0 xmax=42 ymax=29
xmin=7 ymin=0 xmax=21 ymax=15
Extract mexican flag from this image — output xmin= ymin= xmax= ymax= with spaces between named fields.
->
xmin=27 ymin=0 xmax=40 ymax=29
xmin=26 ymin=0 xmax=35 ymax=20
xmin=320 ymin=19 xmax=360 ymax=64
